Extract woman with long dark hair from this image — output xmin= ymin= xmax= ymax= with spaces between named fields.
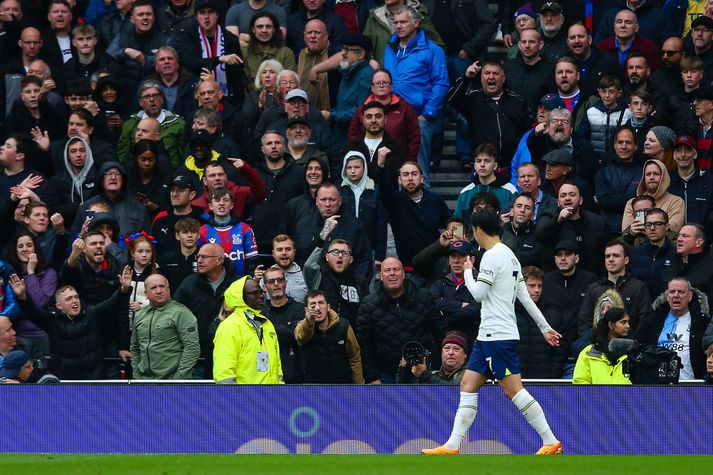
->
xmin=573 ymin=307 xmax=632 ymax=384
xmin=3 ymin=231 xmax=57 ymax=358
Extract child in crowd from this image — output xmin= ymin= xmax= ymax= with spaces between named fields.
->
xmin=158 ymin=217 xmax=200 ymax=291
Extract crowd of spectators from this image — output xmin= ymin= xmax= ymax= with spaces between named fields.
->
xmin=1 ymin=0 xmax=713 ymax=384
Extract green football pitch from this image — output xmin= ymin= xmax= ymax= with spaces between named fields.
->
xmin=0 ymin=454 xmax=707 ymax=474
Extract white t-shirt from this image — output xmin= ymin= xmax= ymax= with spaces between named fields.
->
xmin=464 ymin=242 xmax=551 ymax=341
xmin=659 ymin=313 xmax=693 ymax=380
xmin=363 ymin=137 xmax=382 ymax=160
xmin=57 ymin=35 xmax=72 ymax=63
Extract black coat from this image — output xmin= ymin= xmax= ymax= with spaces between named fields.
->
xmin=576 ymin=273 xmax=652 ymax=338
xmin=430 ymin=275 xmax=481 ymax=342
xmin=252 ymin=158 xmax=305 ymax=253
xmin=448 ymin=78 xmax=530 ymax=170
xmin=18 ymin=288 xmax=130 ymax=379
xmin=503 ymin=56 xmax=555 ymax=118
xmin=174 ymin=260 xmax=237 ymax=374
xmin=535 ymin=207 xmax=606 ymax=275
xmin=175 ymin=27 xmax=245 ymax=106
xmin=662 ymin=251 xmax=713 ymax=305
xmin=501 ymin=220 xmax=542 ymax=268
xmin=357 ymin=277 xmax=447 ymax=382
xmin=262 ymin=298 xmax=305 ymax=384
xmin=639 ymin=288 xmax=711 ymax=379
xmin=41 ymin=165 xmax=99 ymax=224
xmin=516 ymin=299 xmax=568 ymax=379
xmin=629 ymin=238 xmax=678 ymax=298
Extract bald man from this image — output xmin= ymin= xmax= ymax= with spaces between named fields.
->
xmin=356 ymin=256 xmax=447 ymax=384
xmin=135 ymin=117 xmax=161 ymax=142
xmin=173 ymin=242 xmax=238 ymax=378
xmin=130 ymin=273 xmax=200 ymax=379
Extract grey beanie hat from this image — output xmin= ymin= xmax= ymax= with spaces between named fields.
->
xmin=649 ymin=126 xmax=676 ymax=150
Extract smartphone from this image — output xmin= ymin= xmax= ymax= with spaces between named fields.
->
xmin=104 ymin=110 xmax=116 ymax=118
xmin=634 ymin=211 xmax=645 ymax=222
xmin=451 ymin=223 xmax=464 ymax=240
xmin=86 ymin=210 xmax=96 ymax=218
xmin=135 ymin=192 xmax=148 ymax=204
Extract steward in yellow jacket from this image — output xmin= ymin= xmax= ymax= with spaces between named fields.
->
xmin=213 ymin=276 xmax=283 ymax=384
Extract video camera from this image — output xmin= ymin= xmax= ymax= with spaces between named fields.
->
xmin=608 ymin=338 xmax=682 ymax=384
xmin=402 ymin=341 xmax=431 ymax=367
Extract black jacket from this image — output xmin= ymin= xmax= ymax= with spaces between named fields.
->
xmin=662 ymin=251 xmax=713 ymax=305
xmin=18 ymin=288 xmax=130 ymax=379
xmin=502 ymin=220 xmax=541 ymax=268
xmin=629 ymin=238 xmax=678 ymax=298
xmin=577 ymin=273 xmax=652 ymax=338
xmin=668 ymin=169 xmax=713 ymax=234
xmin=639 ymin=288 xmax=711 ymax=379
xmin=595 ymin=158 xmax=641 ymax=235
xmin=63 ymin=51 xmax=122 ymax=89
xmin=535 ymin=207 xmax=606 ymax=275
xmin=357 ymin=277 xmax=447 ymax=382
xmin=285 ymin=197 xmax=371 ymax=277
xmin=175 ymin=27 xmax=245 ymax=106
xmin=422 ymin=0 xmax=496 ymax=59
xmin=252 ymin=158 xmax=305 ymax=253
xmin=516 ymin=299 xmax=568 ymax=379
xmin=577 ymin=46 xmax=624 ymax=100
xmin=41 ymin=164 xmax=99 ymax=225
xmin=174 ymin=260 xmax=237 ymax=374
xmin=448 ymin=77 xmax=530 ymax=170
xmin=541 ymin=268 xmax=599 ymax=353
xmin=430 ymin=275 xmax=481 ymax=342
xmin=262 ymin=298 xmax=305 ymax=384
xmin=527 ymin=132 xmax=601 ymax=189
xmin=503 ymin=56 xmax=555 ymax=118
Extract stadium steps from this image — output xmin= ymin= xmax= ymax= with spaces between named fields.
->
xmin=430 ymin=127 xmax=470 ymax=211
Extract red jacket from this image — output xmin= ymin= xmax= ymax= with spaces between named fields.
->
xmin=347 ymin=93 xmax=421 ymax=163
xmin=595 ymin=35 xmax=663 ymax=72
xmin=192 ymin=162 xmax=266 ymax=219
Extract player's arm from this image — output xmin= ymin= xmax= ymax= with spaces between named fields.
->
xmin=463 ymin=255 xmax=490 ymax=302
xmin=516 ymin=278 xmax=561 ymax=347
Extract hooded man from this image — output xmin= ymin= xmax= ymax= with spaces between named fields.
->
xmin=71 ymin=161 xmax=151 ymax=238
xmin=213 ymin=276 xmax=283 ymax=384
xmin=41 ymin=136 xmax=97 ymax=225
xmin=339 ymin=150 xmax=384 ymax=253
xmin=622 ymin=159 xmax=685 ymax=235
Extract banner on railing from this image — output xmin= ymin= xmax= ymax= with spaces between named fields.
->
xmin=2 ymin=385 xmax=710 ymax=454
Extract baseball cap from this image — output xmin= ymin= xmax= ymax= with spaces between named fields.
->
xmin=540 ymin=93 xmax=566 ymax=110
xmin=674 ymin=136 xmax=697 ymax=150
xmin=286 ymin=116 xmax=311 ymax=128
xmin=448 ymin=240 xmax=472 ymax=256
xmin=692 ymin=15 xmax=713 ymax=30
xmin=0 ymin=351 xmax=31 ymax=379
xmin=541 ymin=149 xmax=574 ymax=166
xmin=194 ymin=0 xmax=220 ymax=11
xmin=189 ymin=129 xmax=214 ymax=147
xmin=692 ymin=86 xmax=713 ymax=101
xmin=540 ymin=2 xmax=563 ymax=14
xmin=171 ymin=175 xmax=196 ymax=191
xmin=285 ymin=89 xmax=309 ymax=102
xmin=554 ymin=240 xmax=578 ymax=253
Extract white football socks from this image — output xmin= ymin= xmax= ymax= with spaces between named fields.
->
xmin=511 ymin=389 xmax=558 ymax=446
xmin=444 ymin=391 xmax=478 ymax=450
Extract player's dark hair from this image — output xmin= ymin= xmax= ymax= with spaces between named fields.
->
xmin=470 ymin=209 xmax=500 ymax=236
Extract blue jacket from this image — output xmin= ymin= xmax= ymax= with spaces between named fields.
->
xmin=383 ymin=29 xmax=449 ymax=119
xmin=0 ymin=261 xmax=18 ymax=321
xmin=332 ymin=61 xmax=373 ymax=124
xmin=595 ymin=158 xmax=641 ymax=235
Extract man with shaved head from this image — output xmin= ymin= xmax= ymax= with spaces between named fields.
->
xmin=357 ymin=256 xmax=447 ymax=384
xmin=130 ymin=274 xmax=200 ymax=379
xmin=174 ymin=242 xmax=237 ymax=378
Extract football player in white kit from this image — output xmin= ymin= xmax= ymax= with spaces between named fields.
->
xmin=422 ymin=209 xmax=564 ymax=455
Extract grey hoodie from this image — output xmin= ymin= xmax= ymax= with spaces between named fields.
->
xmin=63 ymin=137 xmax=95 ymax=204
xmin=340 ymin=151 xmax=373 ymax=218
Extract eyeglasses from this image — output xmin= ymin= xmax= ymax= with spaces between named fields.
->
xmin=327 ymin=249 xmax=352 ymax=257
xmin=141 ymin=93 xmax=161 ymax=101
xmin=372 ymin=81 xmax=391 ymax=87
xmin=693 ymin=27 xmax=713 ymax=34
xmin=196 ymin=254 xmax=221 ymax=260
xmin=265 ymin=277 xmax=285 ymax=285
xmin=548 ymin=118 xmax=570 ymax=125
xmin=661 ymin=50 xmax=682 ymax=56
xmin=104 ymin=171 xmax=121 ymax=177
xmin=279 ymin=79 xmax=298 ymax=85
xmin=644 ymin=221 xmax=668 ymax=229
